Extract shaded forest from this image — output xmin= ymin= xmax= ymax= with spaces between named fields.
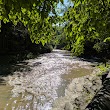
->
xmin=0 ymin=21 xmax=52 ymax=62
xmin=0 ymin=0 xmax=110 ymax=62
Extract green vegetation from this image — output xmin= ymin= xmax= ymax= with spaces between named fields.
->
xmin=63 ymin=0 xmax=110 ymax=57
xmin=0 ymin=22 xmax=53 ymax=63
xmin=0 ymin=0 xmax=110 ymax=62
xmin=97 ymin=63 xmax=110 ymax=76
xmin=0 ymin=0 xmax=60 ymax=61
xmin=0 ymin=0 xmax=60 ymax=45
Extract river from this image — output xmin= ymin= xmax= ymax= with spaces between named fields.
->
xmin=0 ymin=49 xmax=95 ymax=110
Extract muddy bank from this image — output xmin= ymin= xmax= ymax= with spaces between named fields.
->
xmin=1 ymin=49 xmax=99 ymax=110
xmin=51 ymin=69 xmax=102 ymax=110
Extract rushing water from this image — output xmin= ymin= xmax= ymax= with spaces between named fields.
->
xmin=0 ymin=49 xmax=95 ymax=110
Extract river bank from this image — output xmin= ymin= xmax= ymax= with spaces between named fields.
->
xmin=0 ymin=49 xmax=101 ymax=110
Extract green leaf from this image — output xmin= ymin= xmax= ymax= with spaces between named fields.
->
xmin=60 ymin=0 xmax=64 ymax=4
xmin=21 ymin=8 xmax=26 ymax=14
xmin=3 ymin=18 xmax=9 ymax=23
xmin=74 ymin=1 xmax=80 ymax=8
xmin=104 ymin=37 xmax=110 ymax=42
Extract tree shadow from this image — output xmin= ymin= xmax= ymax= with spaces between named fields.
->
xmin=0 ymin=55 xmax=11 ymax=85
xmin=77 ymin=55 xmax=106 ymax=66
xmin=0 ymin=55 xmax=32 ymax=77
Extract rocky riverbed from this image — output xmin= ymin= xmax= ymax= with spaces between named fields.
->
xmin=0 ymin=49 xmax=102 ymax=110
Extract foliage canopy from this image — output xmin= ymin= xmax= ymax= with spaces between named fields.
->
xmin=1 ymin=0 xmax=110 ymax=57
xmin=0 ymin=0 xmax=61 ymax=45
xmin=63 ymin=0 xmax=110 ymax=56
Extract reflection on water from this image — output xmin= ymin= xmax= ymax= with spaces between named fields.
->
xmin=0 ymin=49 xmax=95 ymax=110
xmin=0 ymin=83 xmax=12 ymax=110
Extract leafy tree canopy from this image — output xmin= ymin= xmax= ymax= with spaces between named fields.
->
xmin=1 ymin=0 xmax=110 ymax=57
xmin=63 ymin=0 xmax=110 ymax=56
xmin=0 ymin=0 xmax=63 ymax=45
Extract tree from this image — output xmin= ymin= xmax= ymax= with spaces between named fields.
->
xmin=63 ymin=0 xmax=110 ymax=56
xmin=0 ymin=0 xmax=62 ymax=45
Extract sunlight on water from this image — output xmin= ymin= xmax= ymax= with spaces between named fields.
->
xmin=0 ymin=49 xmax=95 ymax=110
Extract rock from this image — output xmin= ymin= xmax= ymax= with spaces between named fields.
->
xmin=86 ymin=72 xmax=110 ymax=110
xmin=52 ymin=69 xmax=102 ymax=110
xmin=52 ymin=97 xmax=69 ymax=109
xmin=107 ymin=71 xmax=110 ymax=78
xmin=64 ymin=102 xmax=73 ymax=110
